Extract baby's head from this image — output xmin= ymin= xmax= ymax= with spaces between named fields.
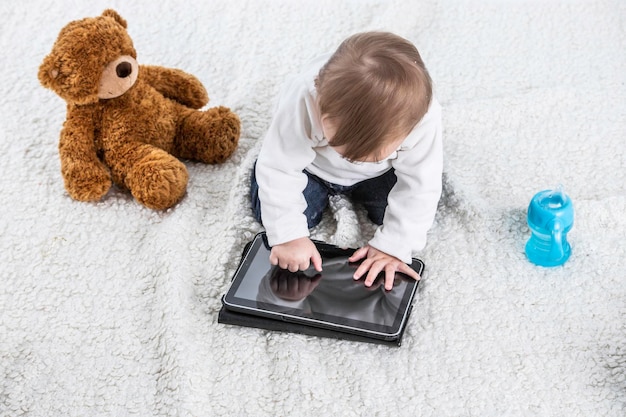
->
xmin=316 ymin=32 xmax=432 ymax=162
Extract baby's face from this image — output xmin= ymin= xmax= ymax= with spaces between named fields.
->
xmin=321 ymin=115 xmax=403 ymax=163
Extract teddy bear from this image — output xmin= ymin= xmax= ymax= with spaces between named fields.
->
xmin=38 ymin=9 xmax=240 ymax=210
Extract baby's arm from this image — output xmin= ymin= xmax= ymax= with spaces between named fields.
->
xmin=255 ymin=75 xmax=320 ymax=266
xmin=270 ymin=237 xmax=323 ymax=273
xmin=368 ymin=100 xmax=443 ymax=263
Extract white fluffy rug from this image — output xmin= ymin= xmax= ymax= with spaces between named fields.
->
xmin=1 ymin=1 xmax=624 ymax=416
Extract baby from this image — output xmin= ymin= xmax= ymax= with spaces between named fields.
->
xmin=251 ymin=31 xmax=442 ymax=290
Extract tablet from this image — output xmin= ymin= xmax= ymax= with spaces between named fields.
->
xmin=222 ymin=232 xmax=423 ymax=341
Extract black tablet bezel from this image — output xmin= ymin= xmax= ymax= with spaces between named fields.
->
xmin=222 ymin=233 xmax=423 ymax=341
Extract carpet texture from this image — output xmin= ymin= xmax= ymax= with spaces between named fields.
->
xmin=1 ymin=1 xmax=624 ymax=416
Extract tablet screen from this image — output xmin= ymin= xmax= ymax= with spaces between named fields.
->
xmin=223 ymin=233 xmax=422 ymax=339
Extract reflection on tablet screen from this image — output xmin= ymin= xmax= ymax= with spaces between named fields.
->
xmin=234 ymin=255 xmax=410 ymax=328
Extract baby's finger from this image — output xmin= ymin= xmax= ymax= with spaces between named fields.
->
xmin=399 ymin=263 xmax=420 ymax=281
xmin=364 ymin=264 xmax=384 ymax=287
xmin=353 ymin=258 xmax=373 ymax=280
xmin=384 ymin=266 xmax=396 ymax=291
xmin=349 ymin=246 xmax=369 ymax=262
xmin=311 ymin=250 xmax=323 ymax=272
xmin=297 ymin=259 xmax=311 ymax=272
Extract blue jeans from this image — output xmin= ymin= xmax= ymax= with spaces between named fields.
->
xmin=250 ymin=162 xmax=397 ymax=229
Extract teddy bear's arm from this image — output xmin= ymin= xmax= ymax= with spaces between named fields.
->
xmin=140 ymin=65 xmax=209 ymax=109
xmin=58 ymin=106 xmax=111 ymax=201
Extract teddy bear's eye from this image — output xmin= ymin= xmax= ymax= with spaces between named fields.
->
xmin=116 ymin=62 xmax=133 ymax=78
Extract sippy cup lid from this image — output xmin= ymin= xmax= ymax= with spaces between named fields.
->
xmin=527 ymin=186 xmax=574 ymax=232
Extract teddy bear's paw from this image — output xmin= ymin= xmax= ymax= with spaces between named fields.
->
xmin=63 ymin=164 xmax=112 ymax=202
xmin=126 ymin=155 xmax=189 ymax=210
xmin=199 ymin=106 xmax=241 ymax=163
xmin=174 ymin=106 xmax=240 ymax=164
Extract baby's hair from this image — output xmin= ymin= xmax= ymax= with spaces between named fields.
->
xmin=315 ymin=31 xmax=432 ymax=162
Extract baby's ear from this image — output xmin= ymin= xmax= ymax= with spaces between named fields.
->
xmin=102 ymin=9 xmax=127 ymax=29
xmin=38 ymin=54 xmax=59 ymax=89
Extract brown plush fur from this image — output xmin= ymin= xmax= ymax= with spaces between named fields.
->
xmin=38 ymin=9 xmax=240 ymax=210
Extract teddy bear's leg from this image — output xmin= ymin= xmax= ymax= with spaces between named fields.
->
xmin=107 ymin=144 xmax=189 ymax=210
xmin=62 ymin=161 xmax=112 ymax=202
xmin=174 ymin=106 xmax=240 ymax=164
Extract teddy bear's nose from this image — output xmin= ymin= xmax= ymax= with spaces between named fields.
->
xmin=116 ymin=62 xmax=133 ymax=78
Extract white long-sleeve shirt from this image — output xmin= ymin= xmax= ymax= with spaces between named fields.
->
xmin=256 ymin=54 xmax=443 ymax=263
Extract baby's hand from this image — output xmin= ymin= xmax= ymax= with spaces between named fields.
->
xmin=270 ymin=237 xmax=323 ymax=273
xmin=349 ymin=245 xmax=420 ymax=291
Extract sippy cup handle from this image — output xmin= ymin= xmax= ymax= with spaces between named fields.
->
xmin=549 ymin=220 xmax=564 ymax=260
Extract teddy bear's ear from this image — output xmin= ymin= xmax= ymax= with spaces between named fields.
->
xmin=102 ymin=9 xmax=127 ymax=29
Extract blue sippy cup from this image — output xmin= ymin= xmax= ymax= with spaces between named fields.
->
xmin=525 ymin=187 xmax=574 ymax=267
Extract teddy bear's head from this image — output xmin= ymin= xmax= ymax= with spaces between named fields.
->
xmin=38 ymin=9 xmax=139 ymax=105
